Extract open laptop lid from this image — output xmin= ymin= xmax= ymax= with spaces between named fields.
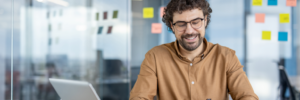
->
xmin=49 ymin=78 xmax=100 ymax=100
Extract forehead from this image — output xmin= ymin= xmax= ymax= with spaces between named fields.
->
xmin=173 ymin=8 xmax=204 ymax=22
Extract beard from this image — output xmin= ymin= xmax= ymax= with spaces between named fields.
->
xmin=178 ymin=33 xmax=204 ymax=51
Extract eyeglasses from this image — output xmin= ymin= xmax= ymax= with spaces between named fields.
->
xmin=172 ymin=18 xmax=204 ymax=32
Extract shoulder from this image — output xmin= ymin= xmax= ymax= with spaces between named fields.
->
xmin=212 ymin=43 xmax=236 ymax=56
xmin=147 ymin=42 xmax=176 ymax=55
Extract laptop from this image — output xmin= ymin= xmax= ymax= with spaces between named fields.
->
xmin=49 ymin=78 xmax=100 ymax=100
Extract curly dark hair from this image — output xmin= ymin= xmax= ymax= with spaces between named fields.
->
xmin=162 ymin=0 xmax=212 ymax=33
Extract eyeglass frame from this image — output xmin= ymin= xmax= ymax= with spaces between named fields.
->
xmin=171 ymin=17 xmax=205 ymax=32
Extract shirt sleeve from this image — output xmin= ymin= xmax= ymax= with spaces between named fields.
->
xmin=129 ymin=51 xmax=157 ymax=100
xmin=226 ymin=50 xmax=259 ymax=100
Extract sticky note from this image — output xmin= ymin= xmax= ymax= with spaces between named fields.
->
xmin=278 ymin=32 xmax=288 ymax=41
xmin=48 ymin=24 xmax=51 ymax=32
xmin=107 ymin=26 xmax=113 ymax=34
xmin=255 ymin=13 xmax=265 ymax=23
xmin=167 ymin=27 xmax=173 ymax=33
xmin=280 ymin=13 xmax=290 ymax=23
xmin=103 ymin=12 xmax=107 ymax=20
xmin=160 ymin=7 xmax=165 ymax=18
xmin=262 ymin=31 xmax=271 ymax=40
xmin=47 ymin=11 xmax=50 ymax=19
xmin=96 ymin=12 xmax=99 ymax=21
xmin=252 ymin=0 xmax=262 ymax=6
xmin=97 ymin=26 xmax=103 ymax=34
xmin=151 ymin=23 xmax=162 ymax=34
xmin=113 ymin=10 xmax=118 ymax=19
xmin=268 ymin=0 xmax=277 ymax=6
xmin=286 ymin=0 xmax=297 ymax=7
xmin=143 ymin=7 xmax=154 ymax=18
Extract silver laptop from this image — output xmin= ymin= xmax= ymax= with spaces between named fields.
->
xmin=49 ymin=78 xmax=100 ymax=100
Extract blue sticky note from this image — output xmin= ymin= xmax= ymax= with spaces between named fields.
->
xmin=268 ymin=0 xmax=277 ymax=6
xmin=167 ymin=27 xmax=173 ymax=33
xmin=278 ymin=32 xmax=288 ymax=41
xmin=97 ymin=26 xmax=103 ymax=34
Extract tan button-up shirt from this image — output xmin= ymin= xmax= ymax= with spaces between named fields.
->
xmin=130 ymin=39 xmax=258 ymax=100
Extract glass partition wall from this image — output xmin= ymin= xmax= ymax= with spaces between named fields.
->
xmin=1 ymin=0 xmax=18 ymax=99
xmin=3 ymin=0 xmax=131 ymax=100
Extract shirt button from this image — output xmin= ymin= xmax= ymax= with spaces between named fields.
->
xmin=190 ymin=63 xmax=193 ymax=66
xmin=192 ymin=81 xmax=194 ymax=84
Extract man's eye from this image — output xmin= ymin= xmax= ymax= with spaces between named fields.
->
xmin=178 ymin=25 xmax=185 ymax=27
xmin=177 ymin=23 xmax=186 ymax=27
xmin=192 ymin=21 xmax=199 ymax=24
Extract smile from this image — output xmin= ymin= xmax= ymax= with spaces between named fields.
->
xmin=184 ymin=35 xmax=198 ymax=42
xmin=185 ymin=35 xmax=197 ymax=40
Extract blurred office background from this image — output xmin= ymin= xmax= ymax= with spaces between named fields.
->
xmin=0 ymin=0 xmax=299 ymax=100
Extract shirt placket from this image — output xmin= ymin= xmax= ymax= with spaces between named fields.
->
xmin=190 ymin=56 xmax=203 ymax=100
xmin=189 ymin=62 xmax=197 ymax=100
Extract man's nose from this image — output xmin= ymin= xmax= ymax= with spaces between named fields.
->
xmin=184 ymin=23 xmax=195 ymax=34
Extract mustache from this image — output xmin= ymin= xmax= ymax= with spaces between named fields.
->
xmin=181 ymin=33 xmax=200 ymax=39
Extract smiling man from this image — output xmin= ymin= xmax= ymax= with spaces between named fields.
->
xmin=129 ymin=0 xmax=258 ymax=100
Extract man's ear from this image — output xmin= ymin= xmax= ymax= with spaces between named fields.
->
xmin=169 ymin=21 xmax=174 ymax=31
xmin=205 ymin=15 xmax=208 ymax=27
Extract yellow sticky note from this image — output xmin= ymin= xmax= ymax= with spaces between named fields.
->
xmin=252 ymin=0 xmax=262 ymax=6
xmin=280 ymin=13 xmax=290 ymax=23
xmin=262 ymin=31 xmax=271 ymax=40
xmin=143 ymin=7 xmax=154 ymax=18
xmin=151 ymin=23 xmax=162 ymax=34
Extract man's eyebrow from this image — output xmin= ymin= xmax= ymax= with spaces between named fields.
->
xmin=173 ymin=17 xmax=204 ymax=23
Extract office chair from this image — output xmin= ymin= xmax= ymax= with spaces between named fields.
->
xmin=278 ymin=65 xmax=300 ymax=100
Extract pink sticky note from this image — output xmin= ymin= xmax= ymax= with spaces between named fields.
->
xmin=107 ymin=26 xmax=113 ymax=34
xmin=286 ymin=0 xmax=297 ymax=7
xmin=151 ymin=23 xmax=162 ymax=34
xmin=255 ymin=13 xmax=265 ymax=23
xmin=160 ymin=7 xmax=165 ymax=18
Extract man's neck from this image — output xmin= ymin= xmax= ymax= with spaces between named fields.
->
xmin=179 ymin=41 xmax=205 ymax=61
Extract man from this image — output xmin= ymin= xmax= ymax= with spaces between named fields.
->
xmin=130 ymin=0 xmax=258 ymax=100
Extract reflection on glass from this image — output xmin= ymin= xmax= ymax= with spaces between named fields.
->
xmin=3 ymin=0 xmax=130 ymax=100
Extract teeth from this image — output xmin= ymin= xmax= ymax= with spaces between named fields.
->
xmin=187 ymin=36 xmax=196 ymax=40
xmin=189 ymin=37 xmax=195 ymax=39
